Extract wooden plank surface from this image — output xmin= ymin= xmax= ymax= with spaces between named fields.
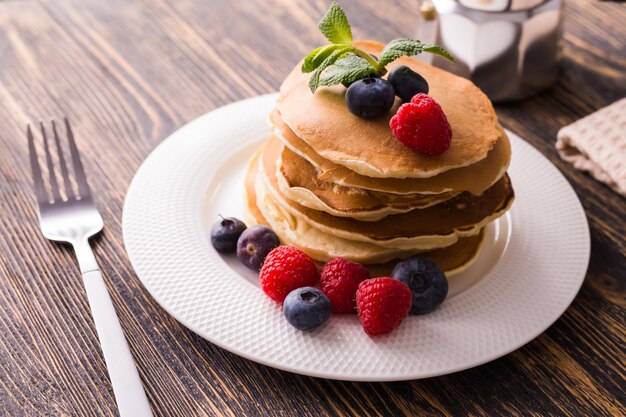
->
xmin=0 ymin=0 xmax=624 ymax=416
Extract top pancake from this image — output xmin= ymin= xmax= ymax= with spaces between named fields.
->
xmin=271 ymin=109 xmax=511 ymax=195
xmin=277 ymin=40 xmax=502 ymax=179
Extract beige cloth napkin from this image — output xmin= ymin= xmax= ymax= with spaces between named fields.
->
xmin=556 ymin=98 xmax=626 ymax=197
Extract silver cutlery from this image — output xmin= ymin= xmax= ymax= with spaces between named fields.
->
xmin=27 ymin=118 xmax=154 ymax=417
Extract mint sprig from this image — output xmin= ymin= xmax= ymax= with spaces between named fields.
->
xmin=302 ymin=2 xmax=454 ymax=93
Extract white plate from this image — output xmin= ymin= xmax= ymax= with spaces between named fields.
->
xmin=123 ymin=93 xmax=590 ymax=381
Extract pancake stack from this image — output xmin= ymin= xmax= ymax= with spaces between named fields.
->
xmin=244 ymin=41 xmax=514 ymax=275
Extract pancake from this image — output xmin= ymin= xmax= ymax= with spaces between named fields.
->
xmin=245 ymin=144 xmax=485 ymax=274
xmin=275 ymin=138 xmax=457 ymax=221
xmin=244 ymin=147 xmax=269 ymax=227
xmin=277 ymin=40 xmax=502 ymax=179
xmin=366 ymin=230 xmax=485 ymax=278
xmin=260 ymin=140 xmax=514 ymax=250
xmin=270 ymin=109 xmax=511 ymax=195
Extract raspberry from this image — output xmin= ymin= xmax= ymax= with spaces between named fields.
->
xmin=389 ymin=93 xmax=452 ymax=155
xmin=259 ymin=246 xmax=319 ymax=303
xmin=356 ymin=277 xmax=412 ymax=336
xmin=319 ymin=258 xmax=370 ymax=314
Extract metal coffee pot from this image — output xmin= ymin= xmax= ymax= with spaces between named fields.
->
xmin=416 ymin=0 xmax=564 ymax=101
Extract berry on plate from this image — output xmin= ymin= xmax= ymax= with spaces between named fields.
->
xmin=236 ymin=225 xmax=280 ymax=270
xmin=356 ymin=277 xmax=412 ymax=336
xmin=389 ymin=93 xmax=452 ymax=155
xmin=319 ymin=258 xmax=370 ymax=314
xmin=283 ymin=287 xmax=332 ymax=331
xmin=211 ymin=216 xmax=247 ymax=253
xmin=346 ymin=78 xmax=396 ymax=119
xmin=259 ymin=245 xmax=319 ymax=303
xmin=388 ymin=65 xmax=429 ymax=102
xmin=391 ymin=257 xmax=448 ymax=315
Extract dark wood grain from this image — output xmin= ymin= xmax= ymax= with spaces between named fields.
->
xmin=1 ymin=0 xmax=624 ymax=416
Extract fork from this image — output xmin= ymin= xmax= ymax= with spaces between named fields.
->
xmin=27 ymin=119 xmax=154 ymax=417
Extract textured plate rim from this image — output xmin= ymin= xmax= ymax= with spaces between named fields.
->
xmin=122 ymin=93 xmax=590 ymax=381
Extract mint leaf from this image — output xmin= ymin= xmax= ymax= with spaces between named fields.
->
xmin=422 ymin=45 xmax=454 ymax=61
xmin=378 ymin=38 xmax=454 ymax=67
xmin=319 ymin=55 xmax=377 ymax=87
xmin=318 ymin=1 xmax=352 ymax=45
xmin=308 ymin=46 xmax=351 ymax=93
xmin=302 ymin=44 xmax=342 ymax=73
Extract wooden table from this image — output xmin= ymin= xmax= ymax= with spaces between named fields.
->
xmin=1 ymin=0 xmax=624 ymax=416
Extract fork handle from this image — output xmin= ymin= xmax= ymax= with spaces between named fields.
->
xmin=83 ymin=269 xmax=154 ymax=417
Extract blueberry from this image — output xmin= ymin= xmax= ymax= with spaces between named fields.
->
xmin=283 ymin=287 xmax=332 ymax=331
xmin=391 ymin=257 xmax=448 ymax=315
xmin=346 ymin=78 xmax=395 ymax=119
xmin=236 ymin=225 xmax=280 ymax=270
xmin=211 ymin=216 xmax=247 ymax=253
xmin=388 ymin=65 xmax=429 ymax=102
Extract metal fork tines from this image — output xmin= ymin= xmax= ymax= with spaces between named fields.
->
xmin=28 ymin=120 xmax=101 ymax=271
xmin=27 ymin=119 xmax=154 ymax=417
